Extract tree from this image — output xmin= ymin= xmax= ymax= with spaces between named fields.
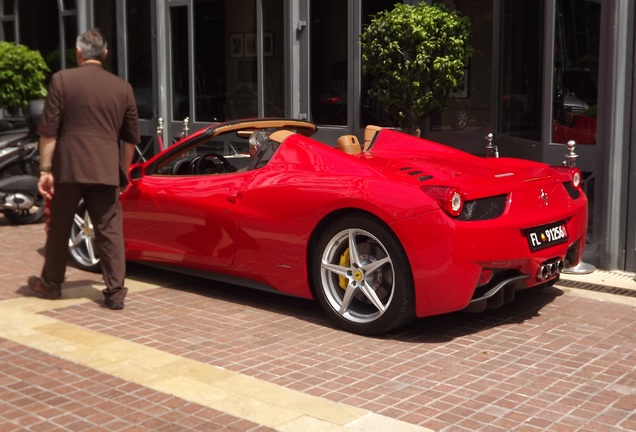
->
xmin=360 ymin=3 xmax=472 ymax=136
xmin=0 ymin=41 xmax=49 ymax=113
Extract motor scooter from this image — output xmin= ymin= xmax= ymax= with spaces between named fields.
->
xmin=0 ymin=100 xmax=45 ymax=224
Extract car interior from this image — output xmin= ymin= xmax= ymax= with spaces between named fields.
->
xmin=149 ymin=124 xmax=383 ymax=176
xmin=151 ymin=128 xmax=293 ymax=176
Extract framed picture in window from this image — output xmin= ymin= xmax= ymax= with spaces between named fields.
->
xmin=244 ymin=33 xmax=256 ymax=57
xmin=264 ymin=32 xmax=273 ymax=57
xmin=230 ymin=33 xmax=243 ymax=58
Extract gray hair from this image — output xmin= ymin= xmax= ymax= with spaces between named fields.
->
xmin=249 ymin=130 xmax=272 ymax=149
xmin=76 ymin=29 xmax=107 ymax=61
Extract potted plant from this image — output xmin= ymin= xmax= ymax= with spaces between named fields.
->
xmin=0 ymin=41 xmax=49 ymax=130
xmin=360 ymin=3 xmax=472 ymax=136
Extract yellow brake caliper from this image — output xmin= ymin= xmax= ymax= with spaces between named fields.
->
xmin=338 ymin=248 xmax=350 ymax=290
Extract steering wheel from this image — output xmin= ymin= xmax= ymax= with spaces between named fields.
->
xmin=192 ymin=152 xmax=235 ymax=174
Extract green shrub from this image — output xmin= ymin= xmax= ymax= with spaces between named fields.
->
xmin=0 ymin=41 xmax=49 ymax=111
xmin=360 ymin=3 xmax=472 ymax=135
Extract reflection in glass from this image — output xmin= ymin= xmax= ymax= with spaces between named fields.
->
xmin=1 ymin=22 xmax=15 ymax=41
xmin=311 ymin=0 xmax=347 ymax=126
xmin=62 ymin=16 xmax=78 ymax=69
xmin=185 ymin=0 xmax=285 ymax=123
xmin=18 ymin=0 xmax=62 ymax=74
xmin=552 ymin=0 xmax=599 ymax=145
xmin=263 ymin=0 xmax=284 ymax=118
xmin=127 ymin=0 xmax=153 ymax=120
xmin=498 ymin=0 xmax=543 ymax=141
xmin=171 ymin=6 xmax=189 ymax=121
xmin=194 ymin=0 xmax=228 ymax=122
xmin=93 ymin=0 xmax=116 ymax=73
xmin=360 ymin=0 xmax=399 ymax=128
xmin=219 ymin=0 xmax=257 ymax=120
xmin=2 ymin=1 xmax=14 ymax=13
xmin=430 ymin=0 xmax=492 ymax=133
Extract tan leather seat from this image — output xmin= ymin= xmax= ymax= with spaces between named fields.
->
xmin=337 ymin=135 xmax=362 ymax=154
xmin=363 ymin=125 xmax=382 ymax=150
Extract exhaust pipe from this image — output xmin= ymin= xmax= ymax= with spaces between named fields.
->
xmin=539 ymin=265 xmax=550 ymax=280
xmin=537 ymin=259 xmax=564 ymax=281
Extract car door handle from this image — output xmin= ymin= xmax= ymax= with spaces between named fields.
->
xmin=227 ymin=192 xmax=241 ymax=204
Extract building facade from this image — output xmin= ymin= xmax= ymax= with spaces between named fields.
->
xmin=1 ymin=0 xmax=635 ymax=271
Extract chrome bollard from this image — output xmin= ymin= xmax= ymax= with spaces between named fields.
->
xmin=485 ymin=133 xmax=499 ymax=158
xmin=563 ymin=140 xmax=578 ymax=167
xmin=180 ymin=117 xmax=190 ymax=138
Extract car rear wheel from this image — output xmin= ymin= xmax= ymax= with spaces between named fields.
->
xmin=68 ymin=200 xmax=101 ymax=272
xmin=312 ymin=215 xmax=415 ymax=335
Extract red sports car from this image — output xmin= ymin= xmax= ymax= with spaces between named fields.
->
xmin=68 ymin=119 xmax=587 ymax=335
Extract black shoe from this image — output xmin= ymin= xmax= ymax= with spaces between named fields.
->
xmin=102 ymin=287 xmax=128 ymax=310
xmin=105 ymin=300 xmax=124 ymax=310
xmin=27 ymin=276 xmax=61 ymax=300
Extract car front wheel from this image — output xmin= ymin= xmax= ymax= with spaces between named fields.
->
xmin=312 ymin=215 xmax=415 ymax=335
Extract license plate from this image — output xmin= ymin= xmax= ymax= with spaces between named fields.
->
xmin=526 ymin=221 xmax=569 ymax=251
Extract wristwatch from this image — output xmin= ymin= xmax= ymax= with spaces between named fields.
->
xmin=39 ymin=165 xmax=52 ymax=173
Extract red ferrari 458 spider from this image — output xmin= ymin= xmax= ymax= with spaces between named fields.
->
xmin=68 ymin=119 xmax=587 ymax=335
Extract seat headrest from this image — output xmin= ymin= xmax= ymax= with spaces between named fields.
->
xmin=363 ymin=125 xmax=382 ymax=150
xmin=336 ymin=135 xmax=361 ymax=154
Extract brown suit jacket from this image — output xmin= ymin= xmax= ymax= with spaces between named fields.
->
xmin=38 ymin=63 xmax=140 ymax=186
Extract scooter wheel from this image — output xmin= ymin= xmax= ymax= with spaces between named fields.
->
xmin=4 ymin=199 xmax=45 ymax=225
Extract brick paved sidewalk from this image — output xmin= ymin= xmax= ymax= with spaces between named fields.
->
xmin=1 ymin=215 xmax=635 ymax=431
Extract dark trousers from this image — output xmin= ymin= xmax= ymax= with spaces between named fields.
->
xmin=41 ymin=183 xmax=125 ymax=293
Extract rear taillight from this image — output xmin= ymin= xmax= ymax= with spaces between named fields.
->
xmin=555 ymin=166 xmax=583 ymax=189
xmin=572 ymin=169 xmax=581 ymax=188
xmin=421 ymin=186 xmax=465 ymax=217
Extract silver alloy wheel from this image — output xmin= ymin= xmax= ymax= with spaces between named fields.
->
xmin=319 ymin=227 xmax=395 ymax=324
xmin=68 ymin=206 xmax=100 ymax=271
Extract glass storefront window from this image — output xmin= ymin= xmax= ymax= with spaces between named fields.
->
xmin=62 ymin=15 xmax=77 ymax=69
xmin=1 ymin=22 xmax=15 ymax=42
xmin=551 ymin=0 xmax=599 ymax=146
xmin=127 ymin=0 xmax=153 ymax=120
xmin=430 ymin=0 xmax=493 ymax=133
xmin=499 ymin=0 xmax=544 ymax=142
xmin=310 ymin=0 xmax=347 ymax=126
xmin=193 ymin=0 xmax=230 ymax=122
xmin=1 ymin=0 xmax=15 ymax=40
xmin=18 ymin=0 xmax=61 ymax=73
xmin=2 ymin=1 xmax=14 ymax=14
xmin=190 ymin=0 xmax=282 ymax=122
xmin=166 ymin=0 xmax=283 ymax=124
xmin=262 ymin=0 xmax=284 ymax=118
xmin=93 ymin=0 xmax=117 ymax=72
xmin=171 ymin=6 xmax=189 ymax=121
xmin=360 ymin=0 xmax=401 ymax=128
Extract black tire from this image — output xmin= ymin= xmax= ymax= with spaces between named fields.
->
xmin=68 ymin=200 xmax=101 ymax=272
xmin=3 ymin=195 xmax=45 ymax=224
xmin=311 ymin=215 xmax=415 ymax=335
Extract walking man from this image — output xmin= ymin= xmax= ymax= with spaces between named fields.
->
xmin=28 ymin=28 xmax=140 ymax=310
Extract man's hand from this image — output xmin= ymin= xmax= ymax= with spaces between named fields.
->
xmin=119 ymin=184 xmax=130 ymax=195
xmin=38 ymin=173 xmax=54 ymax=199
